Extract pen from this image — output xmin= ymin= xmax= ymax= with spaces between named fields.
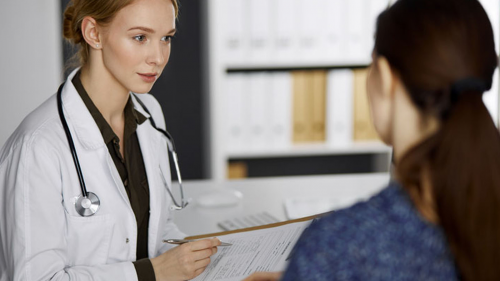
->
xmin=163 ymin=239 xmax=233 ymax=246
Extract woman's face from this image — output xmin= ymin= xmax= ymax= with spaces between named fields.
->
xmin=366 ymin=53 xmax=393 ymax=145
xmin=100 ymin=0 xmax=176 ymax=94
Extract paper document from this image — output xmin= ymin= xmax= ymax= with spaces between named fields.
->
xmin=191 ymin=220 xmax=311 ymax=281
xmin=217 ymin=212 xmax=280 ymax=231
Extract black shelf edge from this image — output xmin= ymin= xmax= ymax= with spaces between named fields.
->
xmin=226 ymin=64 xmax=370 ymax=73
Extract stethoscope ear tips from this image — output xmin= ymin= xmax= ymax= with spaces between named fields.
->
xmin=75 ymin=192 xmax=100 ymax=216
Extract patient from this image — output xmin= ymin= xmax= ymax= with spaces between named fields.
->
xmin=246 ymin=0 xmax=500 ymax=280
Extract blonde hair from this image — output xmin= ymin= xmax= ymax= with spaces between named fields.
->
xmin=63 ymin=0 xmax=179 ymax=65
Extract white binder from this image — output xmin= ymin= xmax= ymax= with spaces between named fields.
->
xmin=226 ymin=74 xmax=248 ymax=153
xmin=327 ymin=69 xmax=354 ymax=147
xmin=248 ymin=73 xmax=272 ymax=150
xmin=249 ymin=0 xmax=272 ymax=64
xmin=346 ymin=0 xmax=369 ymax=60
xmin=223 ymin=0 xmax=248 ymax=65
xmin=273 ymin=0 xmax=297 ymax=63
xmin=270 ymin=72 xmax=293 ymax=149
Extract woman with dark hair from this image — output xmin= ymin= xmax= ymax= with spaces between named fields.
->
xmin=246 ymin=0 xmax=500 ymax=280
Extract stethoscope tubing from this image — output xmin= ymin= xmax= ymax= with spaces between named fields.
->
xmin=132 ymin=94 xmax=188 ymax=210
xmin=57 ymin=82 xmax=188 ymax=216
xmin=57 ymin=83 xmax=89 ymax=199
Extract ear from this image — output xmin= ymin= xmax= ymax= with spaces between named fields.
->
xmin=376 ymin=56 xmax=395 ymax=99
xmin=81 ymin=16 xmax=101 ymax=50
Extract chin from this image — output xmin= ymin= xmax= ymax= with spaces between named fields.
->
xmin=373 ymin=126 xmax=391 ymax=146
xmin=378 ymin=133 xmax=392 ymax=146
xmin=129 ymin=84 xmax=154 ymax=94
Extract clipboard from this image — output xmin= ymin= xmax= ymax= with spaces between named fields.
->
xmin=185 ymin=212 xmax=330 ymax=240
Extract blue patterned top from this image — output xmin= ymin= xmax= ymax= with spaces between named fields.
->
xmin=282 ymin=182 xmax=459 ymax=281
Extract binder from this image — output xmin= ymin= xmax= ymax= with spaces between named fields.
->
xmin=248 ymin=73 xmax=271 ymax=150
xmin=327 ymin=69 xmax=354 ymax=147
xmin=297 ymin=0 xmax=324 ymax=62
xmin=225 ymin=73 xmax=248 ymax=153
xmin=323 ymin=0 xmax=347 ymax=61
xmin=310 ymin=71 xmax=327 ymax=142
xmin=292 ymin=71 xmax=313 ymax=143
xmin=227 ymin=161 xmax=248 ymax=179
xmin=249 ymin=0 xmax=272 ymax=63
xmin=223 ymin=0 xmax=248 ymax=64
xmin=353 ymin=69 xmax=379 ymax=141
xmin=273 ymin=0 xmax=297 ymax=63
xmin=270 ymin=72 xmax=293 ymax=149
xmin=346 ymin=0 xmax=368 ymax=60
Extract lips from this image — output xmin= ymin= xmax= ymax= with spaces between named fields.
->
xmin=138 ymin=73 xmax=158 ymax=83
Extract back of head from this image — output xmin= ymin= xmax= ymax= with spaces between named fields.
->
xmin=63 ymin=0 xmax=179 ymax=66
xmin=375 ymin=0 xmax=500 ymax=279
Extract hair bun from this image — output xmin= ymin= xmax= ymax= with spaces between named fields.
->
xmin=63 ymin=4 xmax=83 ymax=44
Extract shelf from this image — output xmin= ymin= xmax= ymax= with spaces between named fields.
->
xmin=226 ymin=60 xmax=370 ymax=73
xmin=227 ymin=142 xmax=391 ymax=160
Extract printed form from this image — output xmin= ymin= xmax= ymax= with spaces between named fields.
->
xmin=192 ymin=220 xmax=311 ymax=281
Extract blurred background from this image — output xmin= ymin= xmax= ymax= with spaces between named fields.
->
xmin=1 ymin=0 xmax=499 ymax=180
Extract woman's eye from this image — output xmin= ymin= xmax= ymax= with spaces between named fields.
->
xmin=162 ymin=36 xmax=173 ymax=43
xmin=134 ymin=35 xmax=146 ymax=42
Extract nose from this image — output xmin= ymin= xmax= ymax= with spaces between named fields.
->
xmin=147 ymin=42 xmax=169 ymax=66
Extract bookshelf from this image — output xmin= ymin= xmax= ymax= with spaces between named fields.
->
xmin=206 ymin=0 xmax=500 ymax=180
xmin=227 ymin=142 xmax=391 ymax=160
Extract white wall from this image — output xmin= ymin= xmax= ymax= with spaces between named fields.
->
xmin=0 ymin=0 xmax=63 ymax=147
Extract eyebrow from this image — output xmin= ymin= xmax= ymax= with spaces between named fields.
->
xmin=128 ymin=26 xmax=177 ymax=34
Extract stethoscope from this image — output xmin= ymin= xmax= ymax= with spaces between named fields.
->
xmin=56 ymin=83 xmax=189 ymax=217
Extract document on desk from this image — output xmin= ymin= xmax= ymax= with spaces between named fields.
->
xmin=191 ymin=220 xmax=311 ymax=281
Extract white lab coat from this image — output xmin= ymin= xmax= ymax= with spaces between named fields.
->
xmin=0 ymin=69 xmax=186 ymax=280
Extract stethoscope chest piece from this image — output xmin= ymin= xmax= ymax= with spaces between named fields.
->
xmin=75 ymin=192 xmax=100 ymax=217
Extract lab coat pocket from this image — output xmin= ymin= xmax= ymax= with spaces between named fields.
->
xmin=66 ymin=214 xmax=115 ymax=266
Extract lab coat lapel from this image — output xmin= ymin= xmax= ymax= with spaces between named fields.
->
xmin=135 ymin=112 xmax=163 ymax=258
xmin=61 ymin=69 xmax=132 ymax=208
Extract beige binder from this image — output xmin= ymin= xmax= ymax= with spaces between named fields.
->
xmin=310 ymin=70 xmax=327 ymax=142
xmin=353 ymin=68 xmax=379 ymax=141
xmin=292 ymin=71 xmax=313 ymax=143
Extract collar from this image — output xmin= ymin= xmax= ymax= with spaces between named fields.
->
xmin=61 ymin=68 xmax=149 ymax=150
xmin=130 ymin=93 xmax=151 ymax=120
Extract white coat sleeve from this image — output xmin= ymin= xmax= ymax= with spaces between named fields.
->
xmin=0 ymin=134 xmax=138 ymax=281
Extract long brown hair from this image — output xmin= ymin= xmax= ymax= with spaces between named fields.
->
xmin=375 ymin=0 xmax=500 ymax=279
xmin=63 ymin=0 xmax=179 ymax=65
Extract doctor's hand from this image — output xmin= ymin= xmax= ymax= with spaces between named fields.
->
xmin=151 ymin=237 xmax=221 ymax=281
xmin=243 ymin=272 xmax=282 ymax=281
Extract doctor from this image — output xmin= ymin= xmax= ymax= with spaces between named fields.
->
xmin=0 ymin=0 xmax=220 ymax=280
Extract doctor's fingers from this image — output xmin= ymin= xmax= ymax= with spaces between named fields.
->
xmin=179 ymin=256 xmax=210 ymax=279
xmin=192 ymin=264 xmax=210 ymax=279
xmin=188 ymin=237 xmax=221 ymax=251
xmin=193 ymin=247 xmax=218 ymax=261
xmin=193 ymin=257 xmax=212 ymax=271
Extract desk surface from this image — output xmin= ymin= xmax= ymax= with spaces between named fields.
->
xmin=172 ymin=173 xmax=391 ymax=236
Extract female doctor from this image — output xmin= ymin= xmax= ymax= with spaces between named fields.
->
xmin=0 ymin=0 xmax=220 ymax=280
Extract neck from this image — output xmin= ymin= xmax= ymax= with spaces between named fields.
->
xmin=390 ymin=83 xmax=440 ymax=224
xmin=79 ymin=59 xmax=129 ymax=127
xmin=391 ymin=85 xmax=439 ymax=164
